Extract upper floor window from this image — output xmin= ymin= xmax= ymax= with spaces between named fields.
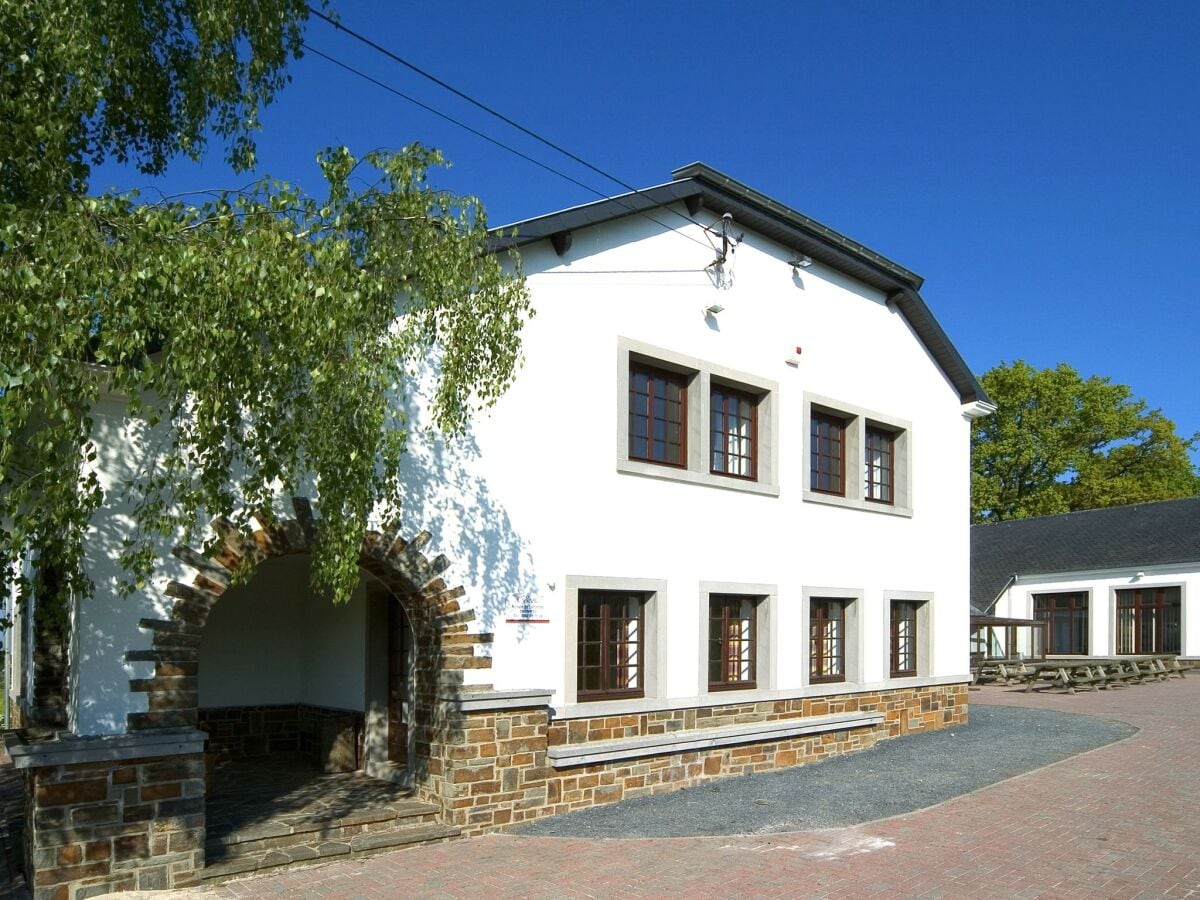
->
xmin=864 ymin=426 xmax=895 ymax=504
xmin=708 ymin=594 xmax=757 ymax=690
xmin=629 ymin=364 xmax=687 ymax=467
xmin=710 ymin=386 xmax=757 ymax=479
xmin=618 ymin=339 xmax=780 ymax=497
xmin=810 ymin=412 xmax=846 ymax=495
xmin=804 ymin=394 xmax=912 ymax=517
xmin=577 ymin=590 xmax=646 ymax=700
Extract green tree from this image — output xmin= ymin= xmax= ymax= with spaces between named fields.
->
xmin=1 ymin=0 xmax=531 ymax=608
xmin=971 ymin=361 xmax=1199 ymax=523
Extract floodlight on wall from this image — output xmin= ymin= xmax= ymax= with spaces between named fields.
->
xmin=789 ymin=254 xmax=814 ymax=271
xmin=1134 ymin=571 xmax=1146 ymax=580
xmin=704 ymin=303 xmax=725 ymax=317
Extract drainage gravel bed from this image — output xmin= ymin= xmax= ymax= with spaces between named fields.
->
xmin=515 ymin=704 xmax=1135 ymax=838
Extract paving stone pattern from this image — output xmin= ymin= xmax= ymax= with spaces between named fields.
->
xmin=196 ymin=678 xmax=1200 ymax=899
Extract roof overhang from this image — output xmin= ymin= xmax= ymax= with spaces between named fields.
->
xmin=488 ymin=163 xmax=990 ymax=406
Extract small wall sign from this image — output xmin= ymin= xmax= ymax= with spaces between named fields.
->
xmin=505 ymin=595 xmax=549 ymax=624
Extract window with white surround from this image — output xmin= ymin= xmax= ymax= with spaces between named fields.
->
xmin=563 ymin=575 xmax=667 ymax=707
xmin=803 ymin=393 xmax=912 ymax=516
xmin=697 ymin=582 xmax=776 ymax=695
xmin=885 ymin=591 xmax=933 ymax=678
xmin=617 ymin=338 xmax=779 ymax=496
xmin=803 ymin=587 xmax=863 ymax=685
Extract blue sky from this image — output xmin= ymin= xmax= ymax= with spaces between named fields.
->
xmin=91 ymin=1 xmax=1200 ymax=460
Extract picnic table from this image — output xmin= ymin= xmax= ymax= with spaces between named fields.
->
xmin=1014 ymin=655 xmax=1185 ymax=693
xmin=970 ymin=658 xmax=1036 ymax=686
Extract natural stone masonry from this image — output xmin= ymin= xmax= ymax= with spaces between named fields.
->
xmin=434 ymin=683 xmax=966 ymax=836
xmin=5 ymin=729 xmax=207 ymax=900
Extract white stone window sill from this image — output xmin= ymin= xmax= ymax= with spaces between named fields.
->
xmin=803 ymin=490 xmax=913 ymax=518
xmin=617 ymin=459 xmax=780 ymax=497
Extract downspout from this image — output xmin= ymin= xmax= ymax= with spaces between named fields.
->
xmin=990 ymin=574 xmax=1018 ymax=616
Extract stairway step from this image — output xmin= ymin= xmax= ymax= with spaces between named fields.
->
xmin=201 ymin=823 xmax=461 ymax=880
xmin=207 ymin=798 xmax=440 ymax=852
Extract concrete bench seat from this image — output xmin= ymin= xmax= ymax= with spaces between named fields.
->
xmin=547 ymin=710 xmax=885 ymax=768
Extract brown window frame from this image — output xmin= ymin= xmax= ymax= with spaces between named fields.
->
xmin=864 ymin=425 xmax=895 ymax=505
xmin=628 ymin=363 xmax=688 ymax=468
xmin=889 ymin=600 xmax=919 ymax=677
xmin=710 ymin=385 xmax=758 ymax=481
xmin=810 ymin=412 xmax=846 ymax=496
xmin=1115 ymin=587 xmax=1181 ymax=655
xmin=707 ymin=594 xmax=758 ymax=691
xmin=1033 ymin=592 xmax=1089 ymax=655
xmin=577 ymin=590 xmax=646 ymax=701
xmin=810 ymin=597 xmax=846 ymax=683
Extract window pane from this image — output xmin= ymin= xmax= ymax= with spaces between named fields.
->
xmin=578 ymin=591 xmax=646 ymax=699
xmin=711 ymin=387 xmax=757 ymax=480
xmin=708 ymin=594 xmax=757 ymax=689
xmin=630 ymin=365 xmax=686 ymax=466
xmin=811 ymin=414 xmax=844 ymax=495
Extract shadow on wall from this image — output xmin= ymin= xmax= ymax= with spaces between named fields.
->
xmin=392 ymin=375 xmax=539 ymax=638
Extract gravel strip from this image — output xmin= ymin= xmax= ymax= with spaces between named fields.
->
xmin=516 ymin=705 xmax=1135 ymax=838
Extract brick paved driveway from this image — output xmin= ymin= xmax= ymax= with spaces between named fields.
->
xmin=194 ymin=678 xmax=1199 ymax=899
xmin=1 ymin=679 xmax=1190 ymax=899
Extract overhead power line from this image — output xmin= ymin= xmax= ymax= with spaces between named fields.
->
xmin=301 ymin=42 xmax=713 ymax=251
xmin=305 ymin=7 xmax=713 ymax=239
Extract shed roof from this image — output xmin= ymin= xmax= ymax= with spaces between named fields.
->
xmin=489 ymin=162 xmax=990 ymax=406
xmin=971 ymin=497 xmax=1200 ymax=611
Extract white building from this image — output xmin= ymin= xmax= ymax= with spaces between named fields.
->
xmin=973 ymin=497 xmax=1200 ymax=658
xmin=7 ymin=163 xmax=992 ymax=896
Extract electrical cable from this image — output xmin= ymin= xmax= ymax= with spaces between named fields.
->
xmin=306 ymin=8 xmax=714 ymax=237
xmin=301 ymin=43 xmax=714 ymax=251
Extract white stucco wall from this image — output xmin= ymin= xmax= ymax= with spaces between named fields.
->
xmin=992 ymin=564 xmax=1200 ymax=657
xmin=197 ymin=555 xmax=368 ymax=710
xmin=392 ymin=205 xmax=978 ymax=714
xmin=67 ymin=200 xmax=979 ymax=734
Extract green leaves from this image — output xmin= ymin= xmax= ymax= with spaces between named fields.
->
xmin=971 ymin=361 xmax=1200 ymax=523
xmin=1 ymin=0 xmax=530 ymax=610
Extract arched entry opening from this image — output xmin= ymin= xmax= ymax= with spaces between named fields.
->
xmin=125 ymin=497 xmax=488 ymax=874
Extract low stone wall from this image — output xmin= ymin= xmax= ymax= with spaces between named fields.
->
xmin=435 ymin=683 xmax=967 ymax=835
xmin=7 ymin=729 xmax=207 ymax=900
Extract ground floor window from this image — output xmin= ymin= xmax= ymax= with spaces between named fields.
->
xmin=889 ymin=600 xmax=919 ymax=676
xmin=708 ymin=594 xmax=757 ymax=690
xmin=1033 ymin=592 xmax=1089 ymax=655
xmin=810 ymin=598 xmax=846 ymax=683
xmin=577 ymin=590 xmax=646 ymax=700
xmin=1116 ymin=586 xmax=1181 ymax=655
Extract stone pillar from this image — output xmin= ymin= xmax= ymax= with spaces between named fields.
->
xmin=429 ymin=689 xmax=554 ymax=835
xmin=5 ymin=728 xmax=208 ymax=899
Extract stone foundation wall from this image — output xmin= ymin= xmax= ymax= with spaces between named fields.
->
xmin=23 ymin=751 xmax=205 ymax=899
xmin=436 ymin=683 xmax=967 ymax=836
xmin=198 ymin=704 xmax=364 ymax=766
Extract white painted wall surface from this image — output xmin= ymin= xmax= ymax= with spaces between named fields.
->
xmin=69 ymin=202 xmax=978 ymax=733
xmin=197 ymin=555 xmax=368 ymax=710
xmin=992 ymin=564 xmax=1200 ymax=657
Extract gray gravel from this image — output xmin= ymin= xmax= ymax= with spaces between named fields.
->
xmin=516 ymin=705 xmax=1135 ymax=838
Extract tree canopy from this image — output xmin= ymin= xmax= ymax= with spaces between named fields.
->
xmin=971 ymin=361 xmax=1200 ymax=523
xmin=0 ymin=0 xmax=531 ymax=609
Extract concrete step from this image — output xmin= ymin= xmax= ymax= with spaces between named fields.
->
xmin=203 ymin=799 xmax=459 ymax=880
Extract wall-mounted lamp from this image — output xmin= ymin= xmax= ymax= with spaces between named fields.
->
xmin=789 ymin=254 xmax=813 ymax=271
xmin=1134 ymin=571 xmax=1146 ymax=580
xmin=703 ymin=303 xmax=725 ymax=317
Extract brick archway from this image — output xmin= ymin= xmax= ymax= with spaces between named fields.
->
xmin=125 ymin=496 xmax=491 ymax=766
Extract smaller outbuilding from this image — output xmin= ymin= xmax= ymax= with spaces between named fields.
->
xmin=972 ymin=497 xmax=1200 ymax=659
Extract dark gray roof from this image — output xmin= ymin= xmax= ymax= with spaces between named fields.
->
xmin=489 ymin=162 xmax=990 ymax=406
xmin=971 ymin=497 xmax=1200 ymax=611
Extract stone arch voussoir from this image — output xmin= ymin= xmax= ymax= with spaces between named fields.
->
xmin=125 ymin=496 xmax=492 ymax=732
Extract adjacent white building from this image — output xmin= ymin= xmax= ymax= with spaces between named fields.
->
xmin=973 ymin=497 xmax=1200 ymax=658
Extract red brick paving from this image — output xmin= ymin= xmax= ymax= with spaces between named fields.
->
xmin=199 ymin=679 xmax=1200 ymax=899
